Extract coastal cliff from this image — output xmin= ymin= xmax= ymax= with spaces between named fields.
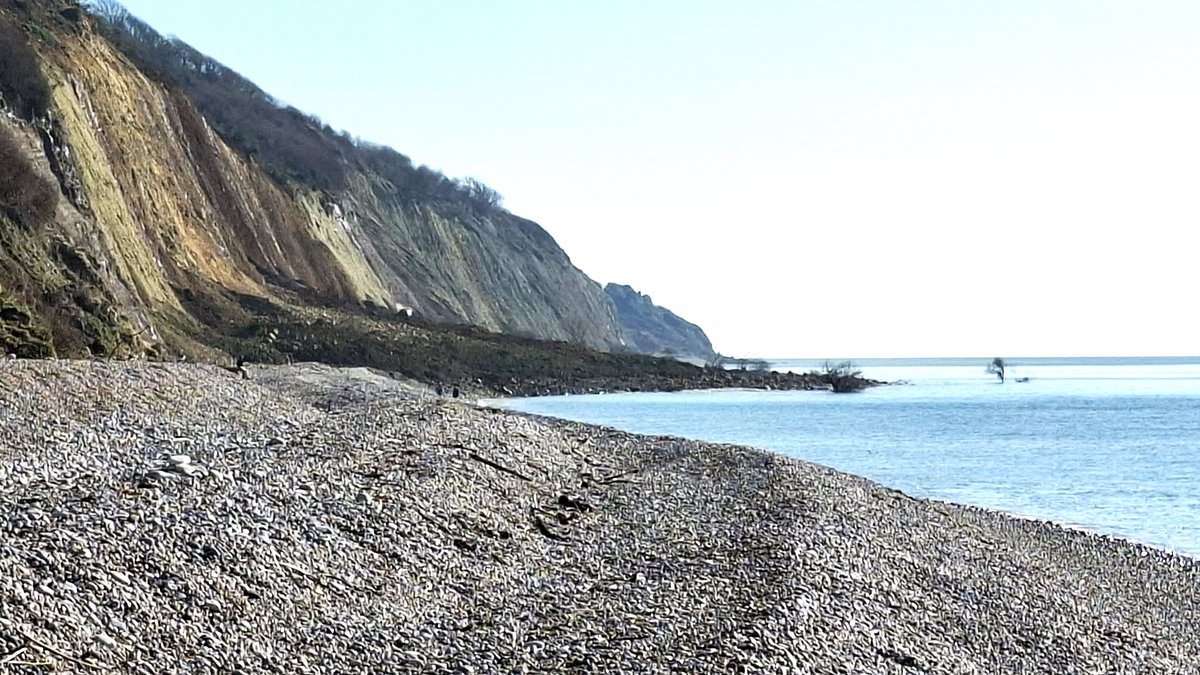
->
xmin=605 ymin=282 xmax=716 ymax=362
xmin=0 ymin=0 xmax=624 ymax=360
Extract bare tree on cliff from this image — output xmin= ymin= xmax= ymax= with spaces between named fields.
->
xmin=91 ymin=2 xmax=513 ymax=209
xmin=461 ymin=178 xmax=503 ymax=211
xmin=92 ymin=0 xmax=130 ymax=23
xmin=987 ymin=357 xmax=1006 ymax=383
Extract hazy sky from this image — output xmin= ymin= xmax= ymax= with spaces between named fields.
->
xmin=115 ymin=0 xmax=1200 ymax=358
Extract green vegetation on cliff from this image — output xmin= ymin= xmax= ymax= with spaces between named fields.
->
xmin=0 ymin=293 xmax=54 ymax=357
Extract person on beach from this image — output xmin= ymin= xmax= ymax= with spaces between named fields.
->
xmin=224 ymin=355 xmax=250 ymax=380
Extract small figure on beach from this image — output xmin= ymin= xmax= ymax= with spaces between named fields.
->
xmin=435 ymin=383 xmax=444 ymax=397
xmin=224 ymin=355 xmax=250 ymax=380
xmin=452 ymin=385 xmax=461 ymax=399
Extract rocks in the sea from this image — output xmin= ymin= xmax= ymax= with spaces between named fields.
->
xmin=0 ymin=359 xmax=1196 ymax=673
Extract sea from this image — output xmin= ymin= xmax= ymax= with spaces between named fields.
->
xmin=500 ymin=357 xmax=1200 ymax=558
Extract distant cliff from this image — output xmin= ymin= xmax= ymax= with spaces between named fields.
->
xmin=605 ymin=283 xmax=716 ymax=362
xmin=0 ymin=0 xmax=624 ymax=359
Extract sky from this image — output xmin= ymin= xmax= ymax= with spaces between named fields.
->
xmin=113 ymin=0 xmax=1200 ymax=358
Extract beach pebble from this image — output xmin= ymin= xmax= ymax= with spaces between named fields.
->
xmin=0 ymin=360 xmax=1194 ymax=674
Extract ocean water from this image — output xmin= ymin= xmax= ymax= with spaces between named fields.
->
xmin=501 ymin=358 xmax=1200 ymax=557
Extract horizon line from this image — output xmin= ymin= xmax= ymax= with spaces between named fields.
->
xmin=758 ymin=355 xmax=1200 ymax=363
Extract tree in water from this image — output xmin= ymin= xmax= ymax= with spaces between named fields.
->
xmin=815 ymin=360 xmax=869 ymax=393
xmin=986 ymin=357 xmax=1006 ymax=383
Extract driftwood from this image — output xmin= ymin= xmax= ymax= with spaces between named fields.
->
xmin=278 ymin=561 xmax=360 ymax=598
xmin=597 ymin=469 xmax=637 ymax=485
xmin=414 ymin=508 xmax=455 ymax=536
xmin=19 ymin=629 xmax=111 ymax=671
xmin=467 ymin=452 xmax=533 ymax=482
xmin=0 ymin=647 xmax=28 ymax=665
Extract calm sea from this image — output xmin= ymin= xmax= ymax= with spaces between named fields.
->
xmin=500 ymin=357 xmax=1200 ymax=557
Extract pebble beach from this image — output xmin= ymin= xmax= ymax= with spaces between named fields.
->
xmin=1 ymin=360 xmax=1198 ymax=673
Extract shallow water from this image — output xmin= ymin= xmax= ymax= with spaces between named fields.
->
xmin=502 ymin=358 xmax=1200 ymax=557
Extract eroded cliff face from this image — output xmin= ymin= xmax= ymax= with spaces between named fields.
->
xmin=339 ymin=173 xmax=622 ymax=347
xmin=43 ymin=30 xmax=390 ymax=304
xmin=0 ymin=0 xmax=623 ymax=357
xmin=605 ymin=283 xmax=716 ymax=362
xmin=0 ymin=111 xmax=143 ymax=357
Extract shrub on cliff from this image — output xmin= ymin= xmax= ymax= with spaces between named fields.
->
xmin=0 ymin=125 xmax=58 ymax=227
xmin=0 ymin=18 xmax=51 ymax=121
